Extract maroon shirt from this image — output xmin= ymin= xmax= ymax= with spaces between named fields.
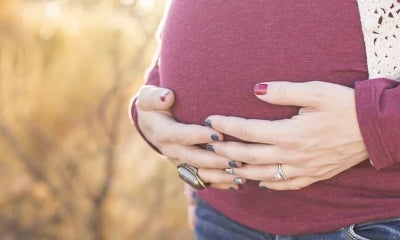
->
xmin=132 ymin=1 xmax=400 ymax=235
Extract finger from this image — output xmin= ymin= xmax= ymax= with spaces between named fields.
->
xmin=139 ymin=110 xmax=223 ymax=145
xmin=208 ymin=141 xmax=283 ymax=165
xmin=164 ymin=144 xmax=232 ymax=169
xmin=253 ymin=81 xmax=331 ymax=108
xmin=198 ymin=168 xmax=246 ymax=186
xmin=259 ymin=177 xmax=317 ymax=191
xmin=233 ymin=164 xmax=297 ymax=181
xmin=165 ymin=121 xmax=223 ymax=144
xmin=136 ymin=85 xmax=175 ymax=111
xmin=205 ymin=115 xmax=291 ymax=144
xmin=183 ymin=181 xmax=239 ymax=191
xmin=210 ymin=183 xmax=241 ymax=191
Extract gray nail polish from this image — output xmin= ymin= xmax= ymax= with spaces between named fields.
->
xmin=211 ymin=134 xmax=220 ymax=141
xmin=204 ymin=119 xmax=212 ymax=127
xmin=205 ymin=144 xmax=215 ymax=152
xmin=234 ymin=177 xmax=244 ymax=185
xmin=259 ymin=186 xmax=268 ymax=190
xmin=225 ymin=168 xmax=234 ymax=175
xmin=228 ymin=161 xmax=239 ymax=168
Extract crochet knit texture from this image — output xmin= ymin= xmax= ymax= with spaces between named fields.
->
xmin=357 ymin=0 xmax=400 ymax=81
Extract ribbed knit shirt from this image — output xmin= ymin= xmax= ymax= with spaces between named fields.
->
xmin=131 ymin=1 xmax=400 ymax=235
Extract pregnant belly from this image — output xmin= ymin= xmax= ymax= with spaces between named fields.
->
xmin=159 ymin=1 xmax=368 ymax=126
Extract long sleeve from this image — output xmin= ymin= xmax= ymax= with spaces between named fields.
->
xmin=355 ymin=78 xmax=400 ymax=170
xmin=129 ymin=57 xmax=162 ymax=153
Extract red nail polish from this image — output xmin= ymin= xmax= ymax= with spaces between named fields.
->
xmin=160 ymin=89 xmax=170 ymax=102
xmin=254 ymin=83 xmax=268 ymax=95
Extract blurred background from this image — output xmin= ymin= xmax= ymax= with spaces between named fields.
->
xmin=0 ymin=0 xmax=193 ymax=239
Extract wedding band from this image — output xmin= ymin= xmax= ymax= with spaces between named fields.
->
xmin=273 ymin=163 xmax=289 ymax=181
xmin=177 ymin=163 xmax=209 ymax=190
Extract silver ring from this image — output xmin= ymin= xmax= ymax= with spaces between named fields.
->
xmin=225 ymin=168 xmax=234 ymax=175
xmin=273 ymin=163 xmax=289 ymax=181
xmin=177 ymin=163 xmax=210 ymax=190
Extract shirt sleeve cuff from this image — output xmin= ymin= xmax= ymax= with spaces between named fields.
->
xmin=355 ymin=78 xmax=398 ymax=170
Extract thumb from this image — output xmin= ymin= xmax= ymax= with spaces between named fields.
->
xmin=253 ymin=81 xmax=327 ymax=108
xmin=136 ymin=85 xmax=175 ymax=111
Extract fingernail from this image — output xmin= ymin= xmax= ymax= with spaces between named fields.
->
xmin=259 ymin=186 xmax=268 ymax=190
xmin=205 ymin=144 xmax=214 ymax=152
xmin=225 ymin=168 xmax=234 ymax=175
xmin=211 ymin=134 xmax=220 ymax=141
xmin=228 ymin=161 xmax=239 ymax=168
xmin=160 ymin=89 xmax=170 ymax=102
xmin=254 ymin=83 xmax=268 ymax=95
xmin=229 ymin=187 xmax=236 ymax=191
xmin=233 ymin=177 xmax=244 ymax=185
xmin=204 ymin=119 xmax=212 ymax=127
xmin=369 ymin=159 xmax=375 ymax=167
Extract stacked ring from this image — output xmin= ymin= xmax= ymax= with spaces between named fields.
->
xmin=177 ymin=163 xmax=210 ymax=190
xmin=225 ymin=168 xmax=234 ymax=175
xmin=273 ymin=163 xmax=289 ymax=181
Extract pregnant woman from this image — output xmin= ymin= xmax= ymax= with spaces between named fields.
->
xmin=131 ymin=1 xmax=400 ymax=239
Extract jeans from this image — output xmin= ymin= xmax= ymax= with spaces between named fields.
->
xmin=194 ymin=197 xmax=400 ymax=240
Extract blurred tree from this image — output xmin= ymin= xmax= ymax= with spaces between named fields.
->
xmin=0 ymin=0 xmax=193 ymax=239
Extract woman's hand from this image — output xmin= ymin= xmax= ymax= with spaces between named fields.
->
xmin=134 ymin=85 xmax=244 ymax=190
xmin=206 ymin=81 xmax=369 ymax=190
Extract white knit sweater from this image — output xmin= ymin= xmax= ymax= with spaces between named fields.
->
xmin=357 ymin=0 xmax=400 ymax=81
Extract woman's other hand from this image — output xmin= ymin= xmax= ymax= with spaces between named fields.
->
xmin=134 ymin=85 xmax=244 ymax=190
xmin=206 ymin=81 xmax=369 ymax=190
